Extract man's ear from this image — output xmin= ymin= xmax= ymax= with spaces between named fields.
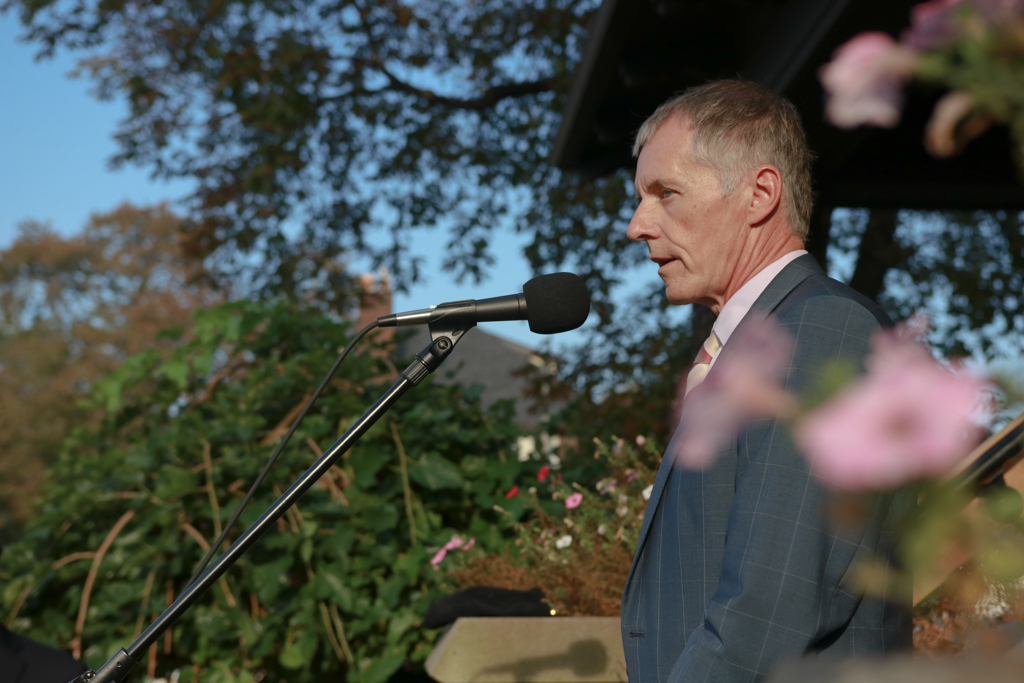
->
xmin=748 ymin=165 xmax=783 ymax=227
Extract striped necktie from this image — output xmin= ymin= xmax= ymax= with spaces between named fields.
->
xmin=684 ymin=330 xmax=722 ymax=396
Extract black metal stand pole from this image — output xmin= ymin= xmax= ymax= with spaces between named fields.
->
xmin=73 ymin=324 xmax=470 ymax=683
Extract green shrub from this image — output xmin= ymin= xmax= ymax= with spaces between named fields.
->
xmin=0 ymin=301 xmax=531 ymax=683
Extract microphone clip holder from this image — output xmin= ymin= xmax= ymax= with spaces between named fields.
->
xmin=69 ymin=320 xmax=476 ymax=683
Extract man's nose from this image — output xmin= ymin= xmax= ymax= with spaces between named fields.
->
xmin=626 ymin=202 xmax=656 ymax=242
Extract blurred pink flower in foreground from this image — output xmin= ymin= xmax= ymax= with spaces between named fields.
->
xmin=675 ymin=318 xmax=796 ymax=469
xmin=903 ymin=0 xmax=1024 ymax=48
xmin=564 ymin=492 xmax=583 ymax=509
xmin=819 ymin=32 xmax=918 ymax=129
xmin=796 ymin=320 xmax=989 ymax=490
xmin=903 ymin=0 xmax=967 ymax=49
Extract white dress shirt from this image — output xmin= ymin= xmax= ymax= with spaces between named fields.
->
xmin=708 ymin=250 xmax=807 ymax=369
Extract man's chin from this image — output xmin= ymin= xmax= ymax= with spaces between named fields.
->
xmin=664 ymin=287 xmax=697 ymax=307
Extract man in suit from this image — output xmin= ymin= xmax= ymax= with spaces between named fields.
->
xmin=621 ymin=80 xmax=912 ymax=682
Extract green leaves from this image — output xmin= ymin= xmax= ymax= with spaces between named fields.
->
xmin=408 ymin=452 xmax=464 ymax=490
xmin=1 ymin=301 xmax=530 ymax=681
xmin=316 ymin=571 xmax=354 ymax=611
xmin=153 ymin=466 xmax=198 ymax=500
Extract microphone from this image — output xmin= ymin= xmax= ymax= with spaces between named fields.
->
xmin=376 ymin=272 xmax=591 ymax=334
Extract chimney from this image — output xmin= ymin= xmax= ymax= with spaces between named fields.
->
xmin=357 ymin=270 xmax=394 ymax=343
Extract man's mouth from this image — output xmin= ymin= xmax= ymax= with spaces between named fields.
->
xmin=651 ymin=256 xmax=674 ymax=268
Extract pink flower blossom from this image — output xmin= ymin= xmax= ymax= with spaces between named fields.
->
xmin=903 ymin=0 xmax=966 ymax=49
xmin=462 ymin=537 xmax=475 ymax=551
xmin=819 ymin=32 xmax=918 ymax=129
xmin=430 ymin=548 xmax=447 ymax=568
xmin=795 ymin=322 xmax=989 ymax=490
xmin=973 ymin=0 xmax=1024 ymax=23
xmin=904 ymin=0 xmax=1024 ymax=48
xmin=674 ymin=317 xmax=796 ymax=469
xmin=442 ymin=534 xmax=464 ymax=552
xmin=635 ymin=435 xmax=647 ymax=447
xmin=564 ymin=492 xmax=583 ymax=509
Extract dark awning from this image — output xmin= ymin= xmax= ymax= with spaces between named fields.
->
xmin=551 ymin=0 xmax=1024 ymax=211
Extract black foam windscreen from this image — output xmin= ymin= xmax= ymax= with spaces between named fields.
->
xmin=522 ymin=272 xmax=591 ymax=334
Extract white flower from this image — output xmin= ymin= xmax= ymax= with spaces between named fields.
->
xmin=555 ymin=534 xmax=573 ymax=549
xmin=541 ymin=432 xmax=562 ymax=454
xmin=636 ymin=435 xmax=646 ymax=446
xmin=597 ymin=524 xmax=607 ymax=536
xmin=641 ymin=484 xmax=653 ymax=500
xmin=517 ymin=436 xmax=536 ymax=462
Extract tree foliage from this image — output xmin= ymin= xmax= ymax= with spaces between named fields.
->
xmin=0 ymin=300 xmax=534 ymax=682
xmin=4 ymin=0 xmax=1024 ymax=448
xmin=829 ymin=208 xmax=1024 ymax=360
xmin=0 ymin=204 xmax=210 ymax=539
xmin=3 ymin=0 xmax=624 ymax=297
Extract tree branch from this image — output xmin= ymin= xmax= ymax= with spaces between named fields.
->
xmin=848 ymin=209 xmax=903 ymax=302
xmin=72 ymin=509 xmax=136 ymax=659
xmin=372 ymin=62 xmax=559 ymax=111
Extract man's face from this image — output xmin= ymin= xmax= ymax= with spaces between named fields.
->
xmin=627 ymin=118 xmax=750 ymax=309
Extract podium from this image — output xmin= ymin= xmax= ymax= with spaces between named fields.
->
xmin=425 ymin=617 xmax=627 ymax=683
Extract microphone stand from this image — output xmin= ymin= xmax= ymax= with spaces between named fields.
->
xmin=71 ymin=320 xmax=474 ymax=683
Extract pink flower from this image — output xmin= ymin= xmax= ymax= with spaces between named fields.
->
xmin=635 ymin=435 xmax=646 ymax=447
xmin=903 ymin=0 xmax=966 ymax=49
xmin=442 ymin=534 xmax=464 ymax=552
xmin=462 ymin=537 xmax=475 ymax=551
xmin=904 ymin=0 xmax=1024 ymax=48
xmin=537 ymin=465 xmax=550 ymax=481
xmin=430 ymin=548 xmax=447 ymax=568
xmin=819 ymin=32 xmax=918 ymax=129
xmin=564 ymin=492 xmax=583 ymax=509
xmin=973 ymin=0 xmax=1024 ymax=23
xmin=795 ymin=322 xmax=989 ymax=490
xmin=674 ymin=318 xmax=796 ymax=469
xmin=505 ymin=485 xmax=519 ymax=499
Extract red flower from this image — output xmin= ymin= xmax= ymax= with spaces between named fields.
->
xmin=556 ymin=473 xmax=563 ymax=483
xmin=505 ymin=485 xmax=519 ymax=499
xmin=537 ymin=466 xmax=550 ymax=481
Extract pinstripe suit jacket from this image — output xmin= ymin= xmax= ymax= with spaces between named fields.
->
xmin=620 ymin=255 xmax=912 ymax=683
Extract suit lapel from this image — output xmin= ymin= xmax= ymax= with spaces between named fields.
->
xmin=746 ymin=253 xmax=822 ymax=318
xmin=624 ymin=254 xmax=824 ymax=585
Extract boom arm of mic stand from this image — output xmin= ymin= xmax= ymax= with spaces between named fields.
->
xmin=69 ymin=321 xmax=475 ymax=683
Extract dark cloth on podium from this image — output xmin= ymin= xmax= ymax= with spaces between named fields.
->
xmin=423 ymin=586 xmax=550 ymax=629
xmin=0 ymin=624 xmax=86 ymax=683
xmin=620 ymin=255 xmax=913 ymax=683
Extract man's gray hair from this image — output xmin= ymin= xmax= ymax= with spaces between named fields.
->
xmin=633 ymin=80 xmax=814 ymax=240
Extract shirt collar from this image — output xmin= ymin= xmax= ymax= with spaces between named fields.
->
xmin=712 ymin=250 xmax=807 ymax=347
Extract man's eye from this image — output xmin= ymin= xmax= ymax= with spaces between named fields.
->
xmin=661 ymin=189 xmax=673 ymax=199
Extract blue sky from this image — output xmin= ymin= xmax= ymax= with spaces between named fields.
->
xmin=0 ymin=15 xmax=192 ymax=242
xmin=0 ymin=13 xmax=611 ymax=348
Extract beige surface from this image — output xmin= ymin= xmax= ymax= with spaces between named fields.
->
xmin=425 ymin=617 xmax=627 ymax=683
